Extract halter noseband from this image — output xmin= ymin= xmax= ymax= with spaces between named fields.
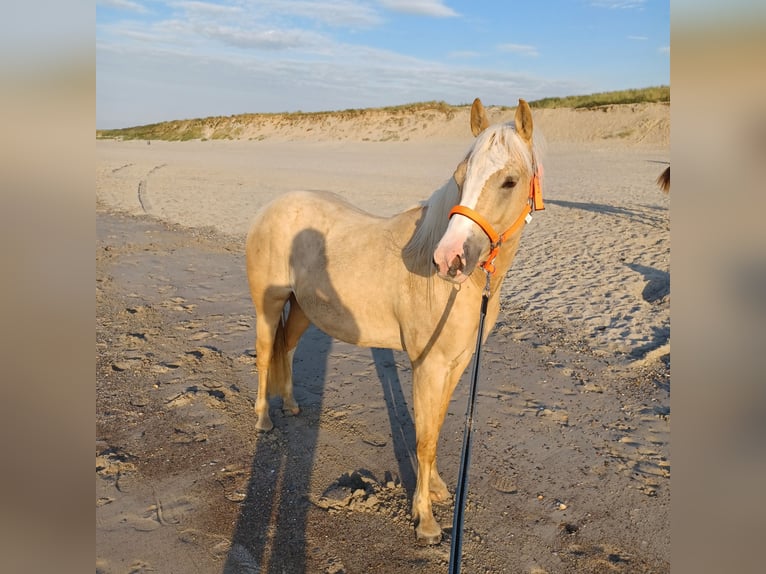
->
xmin=448 ymin=168 xmax=544 ymax=275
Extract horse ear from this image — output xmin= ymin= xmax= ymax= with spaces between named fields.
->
xmin=514 ymin=99 xmax=534 ymax=143
xmin=470 ymin=98 xmax=490 ymax=136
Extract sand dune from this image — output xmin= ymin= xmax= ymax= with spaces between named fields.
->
xmin=102 ymin=102 xmax=669 ymax=147
xmin=233 ymin=102 xmax=669 ymax=146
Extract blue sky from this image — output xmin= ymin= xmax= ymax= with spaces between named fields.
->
xmin=96 ymin=1 xmax=669 ymax=128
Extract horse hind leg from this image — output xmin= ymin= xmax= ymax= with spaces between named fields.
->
xmin=254 ymin=316 xmax=278 ymax=432
xmin=251 ymin=285 xmax=294 ymax=431
xmin=254 ymin=293 xmax=310 ymax=432
xmin=429 ymin=462 xmax=450 ymax=502
xmin=277 ymin=294 xmax=311 ymax=416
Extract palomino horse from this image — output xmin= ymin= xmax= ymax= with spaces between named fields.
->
xmin=246 ymin=98 xmax=544 ymax=544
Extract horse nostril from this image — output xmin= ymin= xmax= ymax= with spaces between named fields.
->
xmin=448 ymin=255 xmax=464 ymax=277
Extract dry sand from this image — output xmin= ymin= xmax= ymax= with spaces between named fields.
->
xmin=97 ymin=103 xmax=669 ymax=573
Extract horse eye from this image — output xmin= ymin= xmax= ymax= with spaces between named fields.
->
xmin=501 ymin=177 xmax=517 ymax=189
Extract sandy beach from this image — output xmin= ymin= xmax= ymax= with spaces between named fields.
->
xmin=97 ymin=102 xmax=669 ymax=573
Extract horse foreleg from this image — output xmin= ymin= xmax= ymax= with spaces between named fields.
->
xmin=412 ymin=418 xmax=441 ymax=544
xmin=411 ymin=358 xmax=469 ymax=544
xmin=410 ymin=367 xmax=450 ymax=544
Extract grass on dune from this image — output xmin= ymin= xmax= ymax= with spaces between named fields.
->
xmin=528 ymin=85 xmax=669 ymax=109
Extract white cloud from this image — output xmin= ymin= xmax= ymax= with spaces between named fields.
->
xmin=448 ymin=50 xmax=480 ymax=59
xmin=98 ymin=17 xmax=187 ymax=48
xmin=98 ymin=1 xmax=367 ymax=56
xmin=258 ymin=0 xmax=383 ymax=28
xmin=172 ymin=1 xmax=243 ymax=16
xmin=497 ymin=43 xmax=539 ymax=57
xmin=96 ymin=40 xmax=581 ymax=127
xmin=627 ymin=35 xmax=648 ymax=41
xmin=167 ymin=1 xmax=382 ymax=29
xmin=97 ymin=0 xmax=666 ymax=128
xmin=658 ymin=45 xmax=669 ymax=54
xmin=378 ymin=0 xmax=458 ymax=18
xmin=97 ymin=0 xmax=148 ymax=12
xmin=200 ymin=25 xmax=328 ymax=50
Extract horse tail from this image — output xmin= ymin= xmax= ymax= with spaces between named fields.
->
xmin=657 ymin=165 xmax=670 ymax=193
xmin=267 ymin=314 xmax=290 ymax=397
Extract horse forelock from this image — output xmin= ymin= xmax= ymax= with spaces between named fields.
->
xmin=462 ymin=122 xmax=537 ymax=209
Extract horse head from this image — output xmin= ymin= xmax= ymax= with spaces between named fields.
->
xmin=433 ymin=98 xmax=540 ymax=282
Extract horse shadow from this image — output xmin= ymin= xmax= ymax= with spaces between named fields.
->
xmin=626 ymin=263 xmax=670 ymax=368
xmin=371 ymin=347 xmax=417 ymax=493
xmin=223 ymin=231 xmax=418 ymax=573
xmin=222 ymin=324 xmax=330 ymax=573
xmin=626 ymin=262 xmax=670 ymax=304
xmin=545 ymin=198 xmax=667 ymax=227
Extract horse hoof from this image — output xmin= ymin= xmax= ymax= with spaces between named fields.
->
xmin=416 ymin=529 xmax=443 ymax=546
xmin=415 ymin=523 xmax=443 ymax=546
xmin=255 ymin=417 xmax=274 ymax=432
xmin=282 ymin=405 xmax=301 ymax=417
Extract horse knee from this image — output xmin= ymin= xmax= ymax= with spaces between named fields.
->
xmin=416 ymin=437 xmax=438 ymax=467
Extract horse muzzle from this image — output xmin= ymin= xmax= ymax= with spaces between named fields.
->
xmin=433 ymin=235 xmax=483 ymax=283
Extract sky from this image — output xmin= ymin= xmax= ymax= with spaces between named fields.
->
xmin=96 ymin=0 xmax=670 ymax=129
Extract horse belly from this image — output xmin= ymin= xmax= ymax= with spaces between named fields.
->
xmin=292 ymin=274 xmax=403 ymax=350
xmin=257 ymin=190 xmax=409 ymax=350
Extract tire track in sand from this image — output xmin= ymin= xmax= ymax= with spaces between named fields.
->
xmin=137 ymin=164 xmax=167 ymax=213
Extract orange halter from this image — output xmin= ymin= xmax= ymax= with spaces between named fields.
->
xmin=448 ymin=168 xmax=544 ymax=275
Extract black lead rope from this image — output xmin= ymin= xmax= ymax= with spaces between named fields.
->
xmin=448 ymin=273 xmax=491 ymax=574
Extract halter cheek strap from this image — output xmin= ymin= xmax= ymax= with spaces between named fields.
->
xmin=448 ymin=169 xmax=544 ymax=275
